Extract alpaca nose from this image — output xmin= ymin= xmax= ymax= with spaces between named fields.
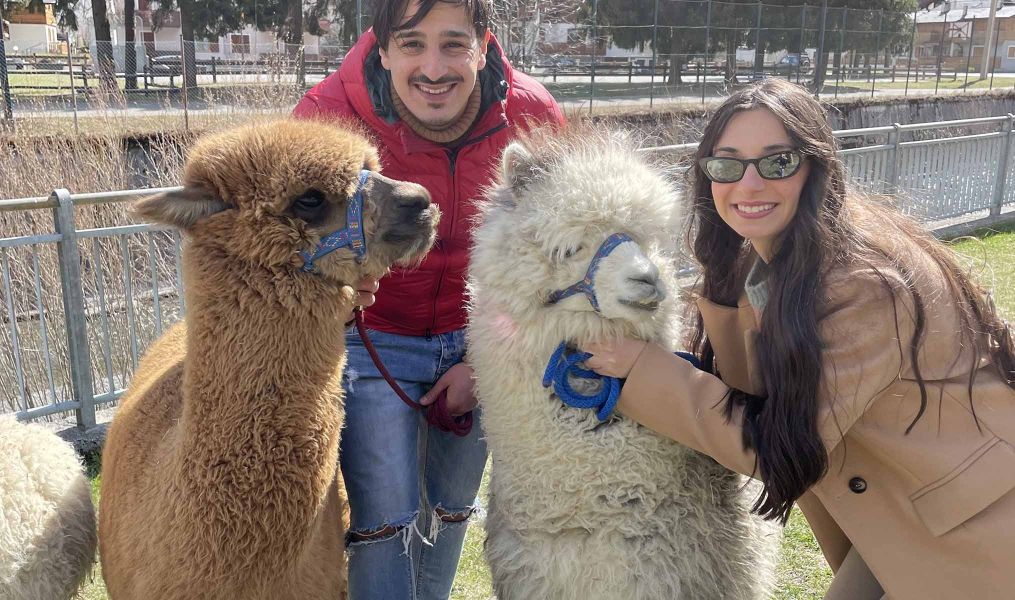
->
xmin=626 ymin=263 xmax=661 ymax=289
xmin=398 ymin=193 xmax=431 ymax=217
xmin=393 ymin=184 xmax=431 ymax=223
xmin=621 ymin=265 xmax=665 ymax=311
xmin=627 ymin=272 xmax=659 ymax=288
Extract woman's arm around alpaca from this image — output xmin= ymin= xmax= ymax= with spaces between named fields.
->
xmin=584 ymin=267 xmax=913 ymax=478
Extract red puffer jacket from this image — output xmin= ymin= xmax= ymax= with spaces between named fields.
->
xmin=294 ymin=30 xmax=564 ymax=337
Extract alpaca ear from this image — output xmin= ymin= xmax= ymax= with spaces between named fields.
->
xmin=132 ymin=187 xmax=229 ymax=230
xmin=501 ymin=142 xmax=542 ymax=190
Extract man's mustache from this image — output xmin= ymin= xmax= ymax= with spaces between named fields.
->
xmin=409 ymin=75 xmax=463 ymax=86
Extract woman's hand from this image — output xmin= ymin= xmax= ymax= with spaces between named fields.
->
xmin=419 ymin=363 xmax=478 ymax=416
xmin=581 ymin=338 xmax=649 ymax=379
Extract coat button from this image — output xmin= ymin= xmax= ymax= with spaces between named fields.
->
xmin=848 ymin=477 xmax=867 ymax=494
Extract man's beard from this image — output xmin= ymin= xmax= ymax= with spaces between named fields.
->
xmin=420 ymin=111 xmax=458 ymax=130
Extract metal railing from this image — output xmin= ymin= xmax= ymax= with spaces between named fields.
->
xmin=1 ymin=187 xmax=183 ymax=428
xmin=2 ymin=115 xmax=1014 ymax=428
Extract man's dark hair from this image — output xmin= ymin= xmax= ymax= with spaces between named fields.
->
xmin=373 ymin=0 xmax=491 ymax=50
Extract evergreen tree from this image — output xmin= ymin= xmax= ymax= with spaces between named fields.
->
xmin=599 ymin=0 xmax=917 ymax=87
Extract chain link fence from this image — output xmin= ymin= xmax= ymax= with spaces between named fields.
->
xmin=2 ymin=1 xmax=1014 ymax=129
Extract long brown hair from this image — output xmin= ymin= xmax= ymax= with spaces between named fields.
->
xmin=687 ymin=79 xmax=1015 ymax=524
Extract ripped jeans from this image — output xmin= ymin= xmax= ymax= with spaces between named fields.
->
xmin=340 ymin=327 xmax=488 ymax=600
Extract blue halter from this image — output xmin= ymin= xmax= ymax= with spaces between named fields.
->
xmin=542 ymin=231 xmax=703 ymax=422
xmin=545 ymin=233 xmax=634 ymax=313
xmin=300 ymin=170 xmax=370 ymax=273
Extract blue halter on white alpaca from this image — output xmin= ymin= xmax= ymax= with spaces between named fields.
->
xmin=545 ymin=232 xmax=634 ymax=313
xmin=542 ymin=232 xmax=633 ymax=421
xmin=542 ymin=232 xmax=704 ymax=421
xmin=300 ymin=169 xmax=371 ymax=273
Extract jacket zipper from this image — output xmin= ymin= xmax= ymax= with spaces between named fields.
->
xmin=426 ymin=122 xmax=509 ymax=338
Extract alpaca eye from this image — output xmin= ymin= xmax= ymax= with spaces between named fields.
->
xmin=293 ymin=189 xmax=326 ymax=210
xmin=563 ymin=245 xmax=583 ymax=259
xmin=290 ymin=189 xmax=329 ymax=224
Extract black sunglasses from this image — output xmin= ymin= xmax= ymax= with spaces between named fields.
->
xmin=699 ymin=150 xmax=803 ymax=183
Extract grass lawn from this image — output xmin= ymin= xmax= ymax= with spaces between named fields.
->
xmin=949 ymin=226 xmax=1015 ymax=318
xmin=78 ymin=227 xmax=1015 ymax=600
xmin=8 ymin=72 xmax=81 ymax=95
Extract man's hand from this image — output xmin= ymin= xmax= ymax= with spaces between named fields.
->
xmin=354 ymin=277 xmax=380 ymax=308
xmin=419 ymin=362 xmax=477 ymax=416
xmin=343 ymin=277 xmax=380 ymax=325
xmin=581 ymin=338 xmax=649 ymax=379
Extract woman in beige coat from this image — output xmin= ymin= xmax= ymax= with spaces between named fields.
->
xmin=581 ymin=79 xmax=1015 ymax=599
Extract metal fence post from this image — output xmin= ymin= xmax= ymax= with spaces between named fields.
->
xmin=649 ymin=0 xmax=659 ymax=108
xmin=67 ymin=33 xmax=80 ymax=137
xmin=703 ymin=0 xmax=712 ymax=105
xmin=798 ymin=6 xmax=807 ymax=84
xmin=905 ymin=9 xmax=917 ymax=95
xmin=590 ymin=0 xmax=598 ymax=115
xmin=356 ymin=0 xmax=363 ymax=38
xmin=962 ymin=18 xmax=974 ymax=90
xmin=753 ymin=0 xmax=763 ymax=81
xmin=991 ymin=114 xmax=1014 ymax=216
xmin=0 ymin=0 xmax=14 ymax=130
xmin=871 ymin=9 xmax=883 ymax=98
xmin=51 ymin=188 xmax=96 ymax=430
xmin=989 ymin=16 xmax=1001 ymax=90
xmin=180 ymin=35 xmax=189 ymax=131
xmin=815 ymin=0 xmax=829 ymax=95
xmin=835 ymin=8 xmax=846 ymax=99
xmin=934 ymin=11 xmax=947 ymax=95
xmin=887 ymin=122 xmax=902 ymax=194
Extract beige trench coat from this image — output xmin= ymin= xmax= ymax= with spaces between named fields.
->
xmin=616 ymin=261 xmax=1015 ymax=599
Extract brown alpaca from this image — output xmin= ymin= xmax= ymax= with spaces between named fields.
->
xmin=98 ymin=119 xmax=438 ymax=600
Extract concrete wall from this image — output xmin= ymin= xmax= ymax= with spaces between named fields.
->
xmin=595 ymin=90 xmax=1015 ymax=145
xmin=826 ymin=91 xmax=1015 ymax=130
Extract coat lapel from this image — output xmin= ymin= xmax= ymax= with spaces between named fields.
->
xmin=696 ymin=294 xmax=766 ymax=397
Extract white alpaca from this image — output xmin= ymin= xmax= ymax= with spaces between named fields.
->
xmin=0 ymin=416 xmax=97 ymax=600
xmin=467 ymin=128 xmax=779 ymax=600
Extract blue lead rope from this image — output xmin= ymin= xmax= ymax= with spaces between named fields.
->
xmin=542 ymin=342 xmax=621 ymax=422
xmin=542 ymin=342 xmax=704 ymax=422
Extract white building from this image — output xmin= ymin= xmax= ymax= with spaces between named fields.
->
xmin=72 ymin=0 xmax=326 ymax=67
xmin=2 ymin=4 xmax=61 ymax=55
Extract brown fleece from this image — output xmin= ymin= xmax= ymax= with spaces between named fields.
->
xmin=98 ymin=119 xmax=437 ymax=600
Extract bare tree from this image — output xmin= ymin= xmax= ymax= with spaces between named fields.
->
xmin=490 ymin=0 xmax=583 ymax=66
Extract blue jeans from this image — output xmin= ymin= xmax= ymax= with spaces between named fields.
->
xmin=340 ymin=327 xmax=488 ymax=600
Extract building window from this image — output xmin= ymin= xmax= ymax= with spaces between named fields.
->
xmin=231 ymin=34 xmax=250 ymax=54
xmin=1008 ymin=45 xmax=1015 ymax=60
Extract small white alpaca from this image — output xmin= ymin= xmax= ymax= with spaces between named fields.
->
xmin=0 ymin=415 xmax=97 ymax=600
xmin=467 ymin=127 xmax=779 ymax=600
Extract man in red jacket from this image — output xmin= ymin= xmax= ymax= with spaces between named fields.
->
xmin=294 ymin=1 xmax=563 ymax=597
